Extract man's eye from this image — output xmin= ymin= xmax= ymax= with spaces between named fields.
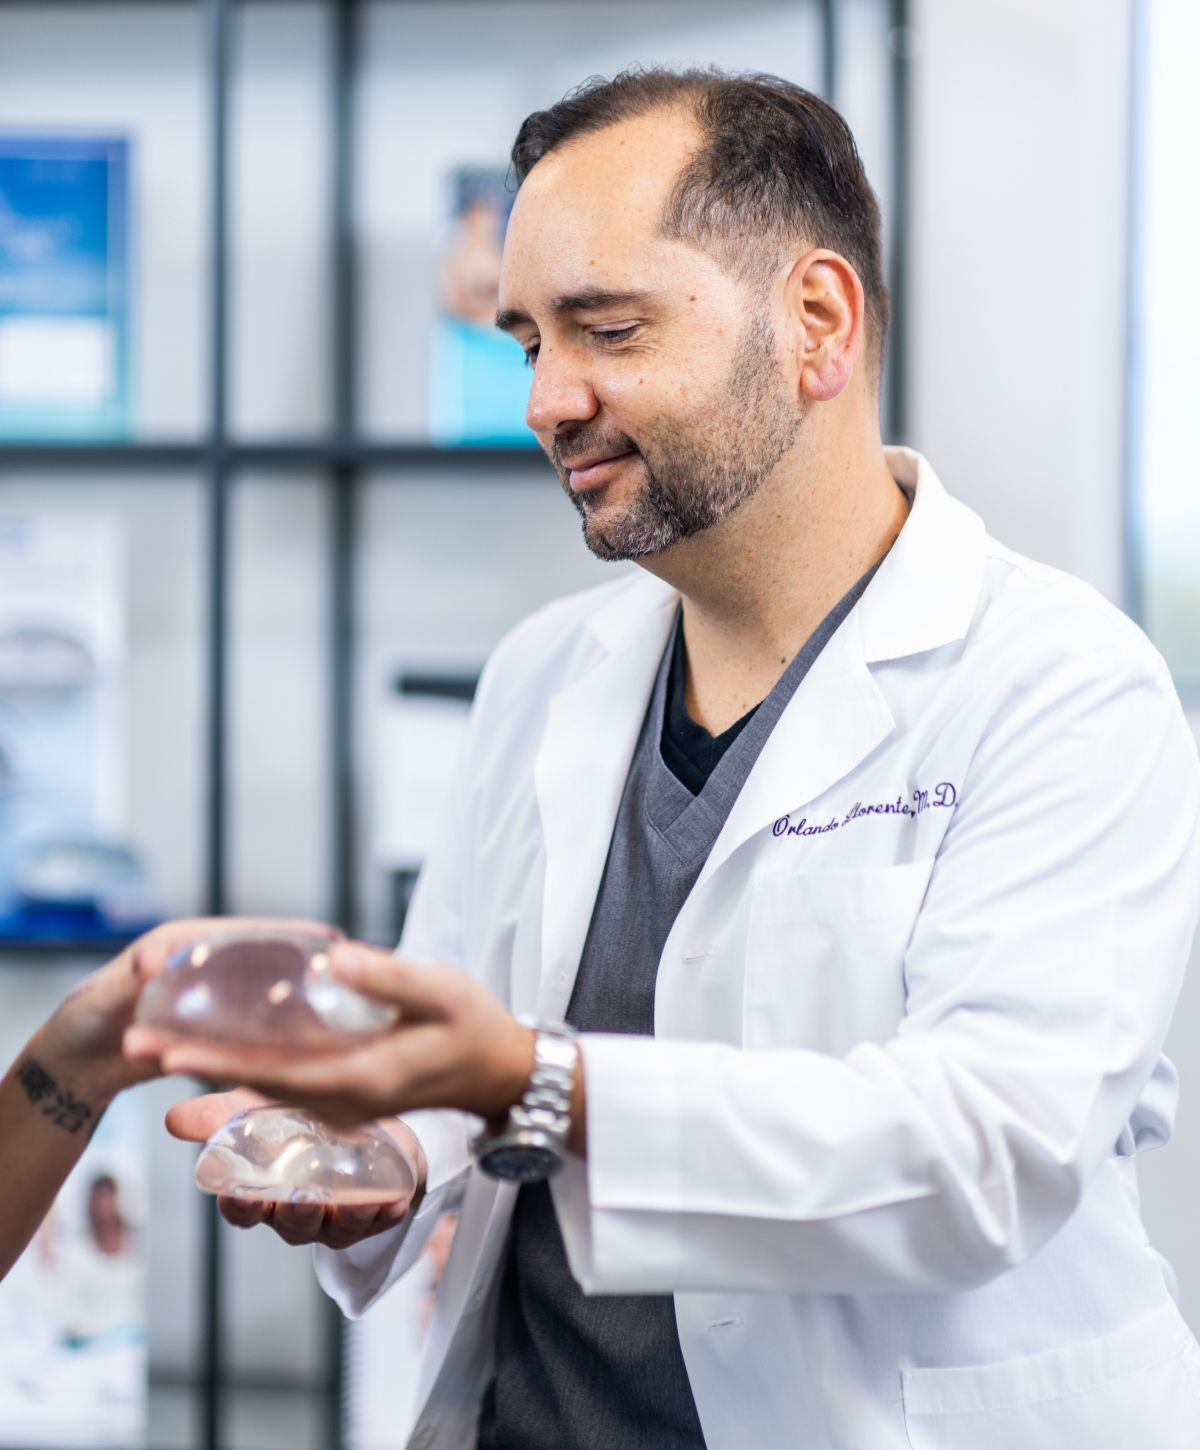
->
xmin=522 ymin=346 xmax=539 ymax=368
xmin=593 ymin=326 xmax=637 ymax=346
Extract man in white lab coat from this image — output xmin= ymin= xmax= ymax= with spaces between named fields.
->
xmin=156 ymin=70 xmax=1200 ymax=1449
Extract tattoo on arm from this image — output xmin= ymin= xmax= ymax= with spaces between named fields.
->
xmin=16 ymin=1058 xmax=95 ymax=1136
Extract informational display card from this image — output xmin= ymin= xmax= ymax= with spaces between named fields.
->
xmin=0 ymin=134 xmax=131 ymax=438
xmin=0 ymin=964 xmax=148 ymax=1448
xmin=0 ymin=515 xmax=156 ymax=941
xmin=374 ymin=690 xmax=472 ymax=872
xmin=428 ymin=165 xmax=534 ymax=447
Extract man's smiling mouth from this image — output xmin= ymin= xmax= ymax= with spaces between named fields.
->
xmin=563 ymin=450 xmax=640 ymax=491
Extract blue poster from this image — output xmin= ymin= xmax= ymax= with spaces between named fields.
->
xmin=0 ymin=135 xmax=130 ymax=439
xmin=428 ymin=166 xmax=535 ymax=448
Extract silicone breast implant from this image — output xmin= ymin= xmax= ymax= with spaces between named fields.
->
xmin=136 ymin=929 xmax=415 ymax=1206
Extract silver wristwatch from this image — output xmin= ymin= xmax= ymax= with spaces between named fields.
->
xmin=472 ymin=1021 xmax=579 ymax=1182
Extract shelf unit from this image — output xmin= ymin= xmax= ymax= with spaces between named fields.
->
xmin=0 ymin=3 xmax=911 ymax=1448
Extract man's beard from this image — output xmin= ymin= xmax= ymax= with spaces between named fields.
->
xmin=552 ymin=310 xmax=802 ymax=562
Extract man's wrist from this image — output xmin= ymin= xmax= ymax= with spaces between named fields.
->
xmin=489 ymin=1022 xmax=537 ymax=1120
xmin=568 ymin=1052 xmax=587 ymax=1158
xmin=473 ymin=1022 xmax=582 ymax=1180
xmin=498 ymin=1023 xmax=586 ymax=1157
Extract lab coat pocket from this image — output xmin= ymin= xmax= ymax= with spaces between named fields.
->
xmin=743 ymin=860 xmax=932 ymax=1051
xmin=901 ymin=1301 xmax=1200 ymax=1450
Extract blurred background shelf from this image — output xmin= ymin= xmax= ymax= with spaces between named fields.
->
xmin=0 ymin=939 xmax=138 ymax=956
xmin=0 ymin=442 xmax=546 ymax=470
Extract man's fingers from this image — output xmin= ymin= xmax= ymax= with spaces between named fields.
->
xmin=330 ymin=945 xmax=464 ymax=1022
xmin=157 ymin=1039 xmax=378 ymax=1105
xmin=218 ymin=1195 xmax=271 ymax=1230
xmin=158 ymin=1034 xmax=405 ymax=1112
xmin=165 ymin=1088 xmax=271 ymax=1142
xmin=270 ymin=1202 xmax=330 ymax=1246
xmin=319 ymin=1202 xmax=399 ymax=1250
xmin=213 ymin=1198 xmax=408 ymax=1248
xmin=158 ymin=1042 xmax=284 ymax=1084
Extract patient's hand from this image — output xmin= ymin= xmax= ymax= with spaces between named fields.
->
xmin=165 ymin=1088 xmax=425 ymax=1249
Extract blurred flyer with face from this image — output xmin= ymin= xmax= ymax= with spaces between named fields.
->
xmin=0 ymin=968 xmax=148 ymax=1449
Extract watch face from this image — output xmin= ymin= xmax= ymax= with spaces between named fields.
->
xmin=478 ymin=1142 xmax=561 ymax=1182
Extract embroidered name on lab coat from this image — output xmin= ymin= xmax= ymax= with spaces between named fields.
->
xmin=773 ymin=782 xmax=958 ymax=840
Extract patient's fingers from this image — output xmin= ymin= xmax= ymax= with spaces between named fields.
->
xmin=218 ymin=1196 xmax=271 ymax=1230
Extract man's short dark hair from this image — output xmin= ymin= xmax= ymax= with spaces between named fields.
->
xmin=511 ymin=67 xmax=890 ymax=377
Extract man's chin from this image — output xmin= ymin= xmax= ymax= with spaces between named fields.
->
xmin=580 ymin=519 xmax=633 ymax=563
xmin=580 ymin=513 xmax=673 ymax=564
xmin=570 ymin=465 xmax=676 ymax=561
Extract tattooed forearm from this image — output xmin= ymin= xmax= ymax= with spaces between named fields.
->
xmin=16 ymin=1058 xmax=95 ymax=1135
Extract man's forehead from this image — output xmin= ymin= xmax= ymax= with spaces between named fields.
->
xmin=519 ymin=106 xmax=700 ymax=211
xmin=499 ymin=108 xmax=702 ymax=312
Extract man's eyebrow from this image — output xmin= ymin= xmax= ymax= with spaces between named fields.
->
xmin=495 ymin=306 xmax=534 ymax=335
xmin=495 ymin=288 xmax=660 ymax=334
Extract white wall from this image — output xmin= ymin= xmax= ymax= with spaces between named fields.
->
xmin=909 ymin=0 xmax=1200 ymax=1329
xmin=909 ymin=0 xmax=1130 ymax=602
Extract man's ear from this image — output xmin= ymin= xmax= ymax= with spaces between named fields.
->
xmin=783 ymin=248 xmax=865 ymax=402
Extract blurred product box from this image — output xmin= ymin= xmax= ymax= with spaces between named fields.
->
xmin=0 ymin=515 xmax=157 ymax=942
xmin=0 ymin=134 xmax=131 ymax=440
xmin=428 ymin=166 xmax=534 ymax=448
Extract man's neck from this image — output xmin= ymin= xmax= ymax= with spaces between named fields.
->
xmin=640 ymin=447 xmax=909 ymax=736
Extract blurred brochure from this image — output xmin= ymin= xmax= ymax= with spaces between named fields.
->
xmin=0 ymin=134 xmax=131 ymax=439
xmin=374 ymin=684 xmax=473 ymax=872
xmin=428 ymin=166 xmax=534 ymax=447
xmin=0 ymin=516 xmax=156 ymax=941
xmin=0 ymin=1025 xmax=147 ymax=1448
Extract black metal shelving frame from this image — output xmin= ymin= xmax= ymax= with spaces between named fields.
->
xmin=0 ymin=3 xmax=911 ymax=1447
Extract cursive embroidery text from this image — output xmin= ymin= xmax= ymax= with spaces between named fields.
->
xmin=773 ymin=782 xmax=958 ymax=841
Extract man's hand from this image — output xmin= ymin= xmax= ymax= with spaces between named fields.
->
xmin=165 ymin=1086 xmax=428 ymax=1250
xmin=126 ymin=941 xmax=539 ymax=1127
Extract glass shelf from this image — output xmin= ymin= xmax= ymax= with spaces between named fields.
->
xmin=0 ymin=440 xmax=545 ymax=469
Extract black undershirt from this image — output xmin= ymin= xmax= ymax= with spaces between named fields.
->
xmin=659 ymin=620 xmax=760 ymax=794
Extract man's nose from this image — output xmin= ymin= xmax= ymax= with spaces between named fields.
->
xmin=525 ymin=345 xmax=598 ymax=437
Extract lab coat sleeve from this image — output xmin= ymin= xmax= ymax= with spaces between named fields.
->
xmin=314 ymin=1108 xmax=472 ymax=1319
xmin=313 ymin=845 xmax=476 ymax=1315
xmin=561 ymin=645 xmax=1200 ymax=1296
xmin=314 ymin=656 xmax=500 ymax=1316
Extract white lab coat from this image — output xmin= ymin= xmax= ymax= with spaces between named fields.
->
xmin=318 ymin=449 xmax=1200 ymax=1450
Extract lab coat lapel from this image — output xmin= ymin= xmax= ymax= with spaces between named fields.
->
xmin=533 ymin=583 xmax=677 ymax=1019
xmin=695 ymin=608 xmax=894 ymax=892
xmin=694 ymin=448 xmax=986 ymax=891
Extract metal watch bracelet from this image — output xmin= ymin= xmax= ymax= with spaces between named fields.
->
xmin=472 ymin=1022 xmax=578 ymax=1180
xmin=521 ymin=1023 xmax=578 ymax=1134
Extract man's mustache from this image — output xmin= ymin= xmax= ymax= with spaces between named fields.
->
xmin=551 ymin=430 xmax=639 ymax=472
